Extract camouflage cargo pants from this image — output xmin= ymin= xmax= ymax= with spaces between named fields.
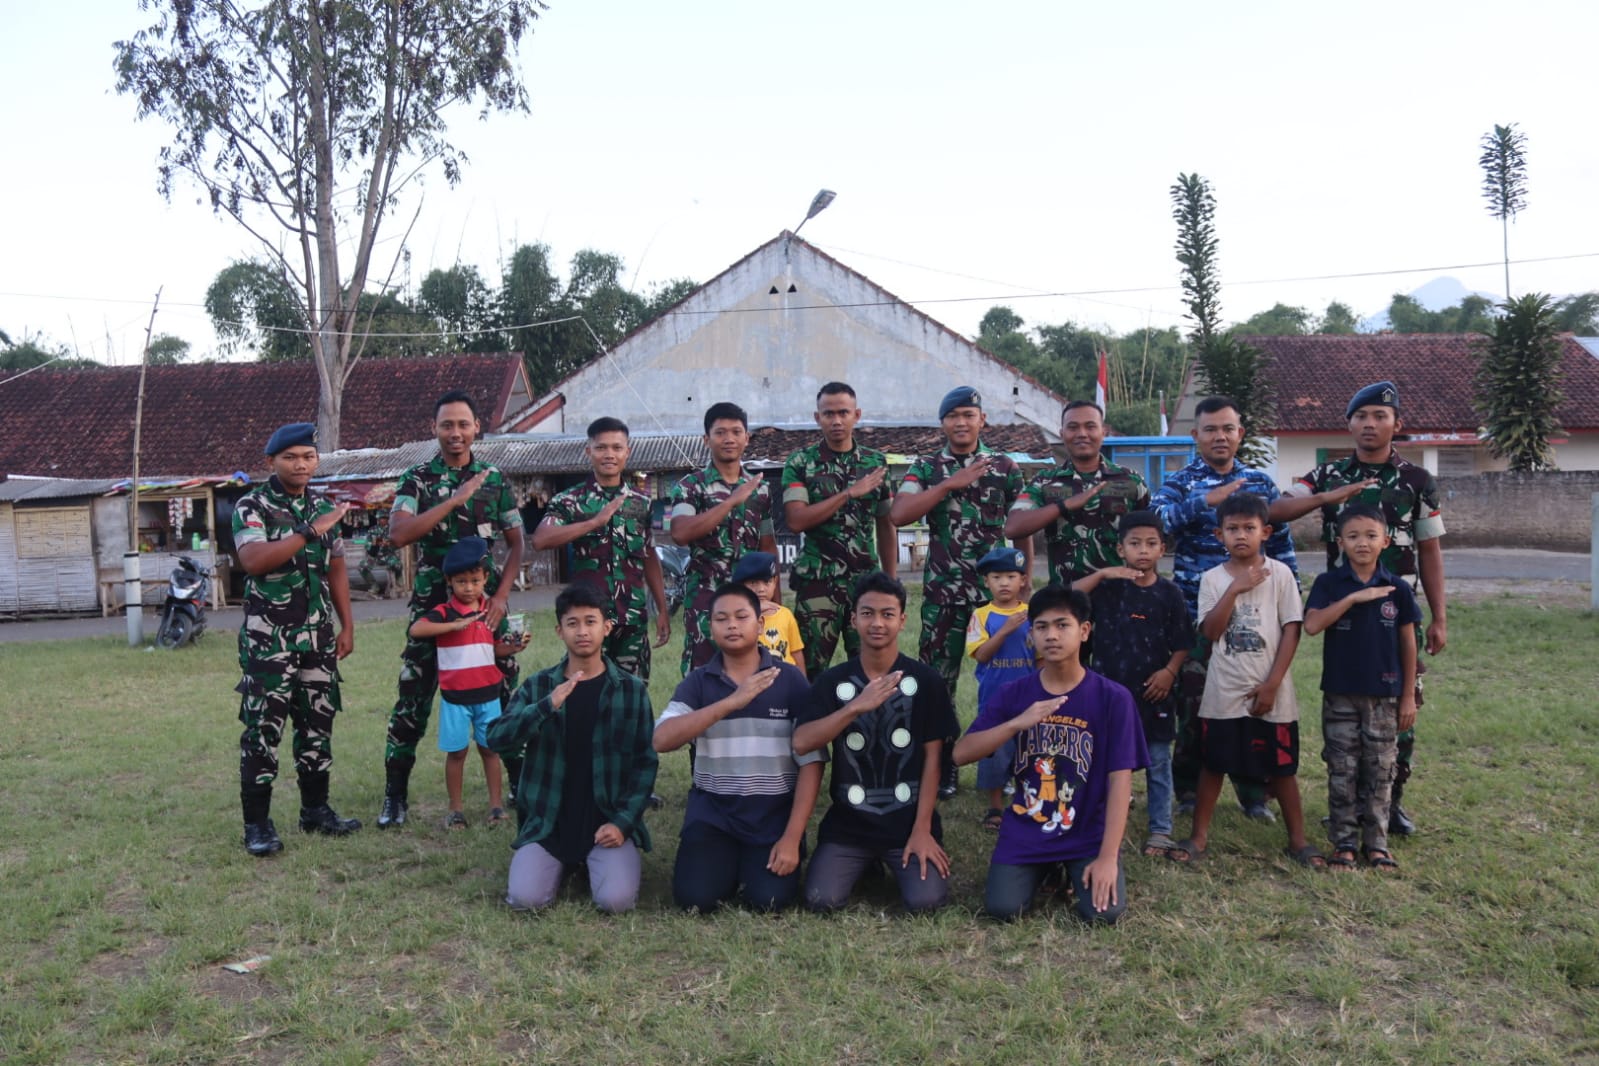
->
xmin=918 ymin=598 xmax=975 ymax=701
xmin=1320 ymin=692 xmax=1399 ymax=852
xmin=1171 ymin=641 xmax=1269 ymax=809
xmin=793 ymin=573 xmax=858 ymax=679
xmin=607 ymin=617 xmax=652 ymax=681
xmin=679 ymin=586 xmax=717 ymax=677
xmin=238 ymin=646 xmax=342 ymax=787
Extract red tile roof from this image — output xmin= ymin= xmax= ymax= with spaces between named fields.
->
xmin=0 ymin=354 xmax=527 ymax=478
xmin=1249 ymin=334 xmax=1599 ymax=433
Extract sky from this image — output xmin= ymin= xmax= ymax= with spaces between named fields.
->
xmin=2 ymin=0 xmax=1596 ymax=366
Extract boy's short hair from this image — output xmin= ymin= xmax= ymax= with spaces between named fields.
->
xmin=816 ymin=381 xmax=857 ymax=404
xmin=1028 ymin=583 xmax=1091 ymax=624
xmin=851 ymin=570 xmax=906 ymax=610
xmin=710 ymin=582 xmax=761 ymax=617
xmin=1118 ymin=509 xmax=1165 ymax=541
xmin=587 ymin=416 xmax=630 ymax=440
xmin=1335 ymin=502 xmax=1387 ymax=533
xmin=434 ymin=389 xmax=479 ymax=419
xmin=555 ymin=582 xmax=611 ymax=621
xmin=1194 ymin=395 xmax=1241 ymax=420
xmin=1215 ymin=492 xmax=1269 ymax=525
xmin=703 ymin=402 xmax=748 ymax=433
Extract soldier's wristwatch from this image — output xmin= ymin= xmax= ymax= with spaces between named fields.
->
xmin=294 ymin=520 xmax=317 ymax=540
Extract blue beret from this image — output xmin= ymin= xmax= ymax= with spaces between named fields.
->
xmin=264 ymin=422 xmax=317 ymax=456
xmin=442 ymin=536 xmax=490 ymax=577
xmin=976 ymin=546 xmax=1027 ymax=575
xmin=1346 ymin=381 xmax=1399 ymax=421
xmin=939 ymin=386 xmax=983 ymax=420
xmin=730 ymin=551 xmax=779 ymax=584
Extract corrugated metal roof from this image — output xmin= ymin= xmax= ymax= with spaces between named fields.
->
xmin=313 ymin=434 xmax=711 ymax=481
xmin=0 ymin=477 xmax=125 ymax=502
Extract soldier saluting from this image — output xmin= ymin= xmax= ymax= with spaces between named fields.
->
xmin=233 ymin=422 xmax=360 ymax=856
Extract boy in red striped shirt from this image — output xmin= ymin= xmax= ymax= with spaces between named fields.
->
xmin=409 ymin=537 xmax=530 ymax=829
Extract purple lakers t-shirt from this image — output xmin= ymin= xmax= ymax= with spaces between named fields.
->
xmin=967 ymin=669 xmax=1148 ymax=864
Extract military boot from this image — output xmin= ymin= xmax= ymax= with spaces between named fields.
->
xmin=241 ymin=784 xmax=283 ymax=856
xmin=377 ymin=759 xmax=411 ymax=829
xmin=298 ymin=771 xmax=362 ymax=835
xmin=1388 ymin=783 xmax=1416 ymax=836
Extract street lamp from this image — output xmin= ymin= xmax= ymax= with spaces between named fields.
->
xmin=792 ymin=189 xmax=836 ymax=237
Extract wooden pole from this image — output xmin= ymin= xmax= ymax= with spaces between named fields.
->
xmin=126 ymin=288 xmax=162 ymax=647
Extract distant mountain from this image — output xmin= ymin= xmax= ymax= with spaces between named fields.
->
xmin=1360 ymin=276 xmax=1502 ymax=331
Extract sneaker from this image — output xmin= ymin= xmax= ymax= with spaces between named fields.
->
xmin=299 ymin=804 xmax=362 ymax=836
xmin=377 ymin=795 xmax=408 ymax=829
xmin=243 ymin=820 xmax=283 ymax=857
xmin=648 ymin=793 xmax=666 ymax=810
xmin=1241 ymin=802 xmax=1276 ymax=824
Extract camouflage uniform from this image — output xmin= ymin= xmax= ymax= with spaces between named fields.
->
xmin=1284 ymin=448 xmax=1445 ymax=791
xmin=544 ymin=476 xmax=657 ymax=678
xmin=1321 ymin=694 xmax=1400 ymax=852
xmin=899 ymin=443 xmax=1024 ymax=696
xmin=384 ymin=455 xmax=524 ymax=764
xmin=232 ymin=476 xmax=347 ymax=788
xmin=1009 ymin=459 xmax=1150 ymax=587
xmin=781 ymin=442 xmax=894 ymax=676
xmin=668 ymin=465 xmax=774 ymax=675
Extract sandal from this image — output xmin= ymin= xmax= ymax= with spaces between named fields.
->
xmin=487 ymin=806 xmax=508 ymax=827
xmin=443 ymin=811 xmax=468 ymax=831
xmin=981 ymin=808 xmax=1004 ymax=832
xmin=1142 ymin=833 xmax=1178 ymax=857
xmin=1365 ymin=848 xmax=1400 ymax=872
xmin=1284 ymin=845 xmax=1328 ymax=870
xmin=1327 ymin=847 xmax=1359 ymax=871
xmin=1166 ymin=838 xmax=1206 ymax=864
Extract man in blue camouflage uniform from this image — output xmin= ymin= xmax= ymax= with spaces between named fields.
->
xmin=782 ymin=382 xmax=897 ymax=677
xmin=533 ymin=416 xmax=671 ymax=678
xmin=668 ymin=401 xmax=778 ymax=675
xmin=1270 ymin=381 xmax=1446 ymax=835
xmin=1005 ymin=399 xmax=1149 ymax=586
xmin=892 ymin=385 xmax=1029 ymax=797
xmin=378 ymin=391 xmax=525 ymax=829
xmin=1151 ymin=395 xmax=1297 ymax=822
xmin=233 ymin=423 xmax=360 ymax=856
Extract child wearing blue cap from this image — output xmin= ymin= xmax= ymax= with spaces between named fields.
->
xmin=733 ymin=551 xmax=806 ymax=674
xmin=963 ymin=546 xmax=1035 ymax=830
xmin=408 ymin=536 xmax=530 ymax=829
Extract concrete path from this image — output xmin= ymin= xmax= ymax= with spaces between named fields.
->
xmin=1 ymin=547 xmax=1589 ymax=645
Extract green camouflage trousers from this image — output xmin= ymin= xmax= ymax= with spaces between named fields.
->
xmin=1320 ymin=693 xmax=1399 ymax=852
xmin=679 ymin=586 xmax=716 ymax=677
xmin=607 ymin=618 xmax=652 ymax=681
xmin=238 ymin=646 xmax=342 ymax=787
xmin=793 ymin=574 xmax=858 ymax=678
xmin=918 ymin=598 xmax=975 ymax=701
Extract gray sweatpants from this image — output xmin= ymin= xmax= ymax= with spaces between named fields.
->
xmin=506 ymin=839 xmax=642 ymax=914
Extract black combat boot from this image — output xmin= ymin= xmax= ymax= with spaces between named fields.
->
xmin=1388 ymin=783 xmax=1416 ymax=836
xmin=298 ymin=771 xmax=362 ymax=835
xmin=241 ymin=784 xmax=282 ymax=857
xmin=377 ymin=759 xmax=411 ymax=829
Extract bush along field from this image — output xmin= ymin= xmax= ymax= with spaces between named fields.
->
xmin=2 ymin=588 xmax=1597 ymax=1065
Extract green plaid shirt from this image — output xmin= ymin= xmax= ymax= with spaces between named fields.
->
xmin=488 ymin=656 xmax=659 ymax=852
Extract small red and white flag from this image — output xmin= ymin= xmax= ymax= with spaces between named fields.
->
xmin=1095 ymin=350 xmax=1108 ymax=412
xmin=1159 ymin=391 xmax=1169 ymax=435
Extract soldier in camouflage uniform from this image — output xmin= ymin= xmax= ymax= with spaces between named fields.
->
xmin=669 ymin=401 xmax=778 ymax=675
xmin=1270 ymin=381 xmax=1446 ymax=836
xmin=1004 ymin=400 xmax=1150 ymax=587
xmin=233 ymin=423 xmax=360 ymax=857
xmin=533 ymin=416 xmax=670 ymax=679
xmin=781 ymin=382 xmax=896 ymax=677
xmin=379 ymin=391 xmax=525 ymax=829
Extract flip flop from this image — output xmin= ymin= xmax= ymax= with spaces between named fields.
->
xmin=443 ymin=811 xmax=468 ymax=831
xmin=1142 ymin=833 xmax=1178 ymax=857
xmin=1284 ymin=845 xmax=1328 ymax=870
xmin=1166 ymin=838 xmax=1206 ymax=864
xmin=981 ymin=808 xmax=1004 ymax=831
xmin=487 ymin=806 xmax=508 ymax=827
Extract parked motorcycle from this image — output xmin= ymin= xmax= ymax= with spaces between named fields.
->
xmin=156 ymin=556 xmax=210 ymax=649
xmin=653 ymin=543 xmax=689 ymax=617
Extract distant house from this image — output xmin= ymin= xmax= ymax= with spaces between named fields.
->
xmin=498 ymin=232 xmax=1067 ymax=437
xmin=0 ymin=353 xmax=532 ymax=479
xmin=1171 ymin=334 xmax=1599 ymax=479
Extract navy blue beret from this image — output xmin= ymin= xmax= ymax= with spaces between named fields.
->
xmin=263 ymin=422 xmax=317 ymax=456
xmin=442 ymin=536 xmax=490 ymax=576
xmin=730 ymin=551 xmax=779 ymax=584
xmin=976 ymin=546 xmax=1027 ymax=575
xmin=939 ymin=386 xmax=983 ymax=420
xmin=1346 ymin=381 xmax=1399 ymax=421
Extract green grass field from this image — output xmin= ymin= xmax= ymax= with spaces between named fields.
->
xmin=3 ymin=589 xmax=1597 ymax=1064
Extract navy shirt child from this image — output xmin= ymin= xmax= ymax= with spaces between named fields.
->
xmin=797 ymin=654 xmax=958 ymax=848
xmin=1087 ymin=578 xmax=1194 ymax=743
xmin=968 ymin=670 xmax=1148 ymax=864
xmin=1305 ymin=562 xmax=1423 ymax=695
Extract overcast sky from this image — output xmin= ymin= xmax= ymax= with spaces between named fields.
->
xmin=3 ymin=1 xmax=1595 ymax=365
